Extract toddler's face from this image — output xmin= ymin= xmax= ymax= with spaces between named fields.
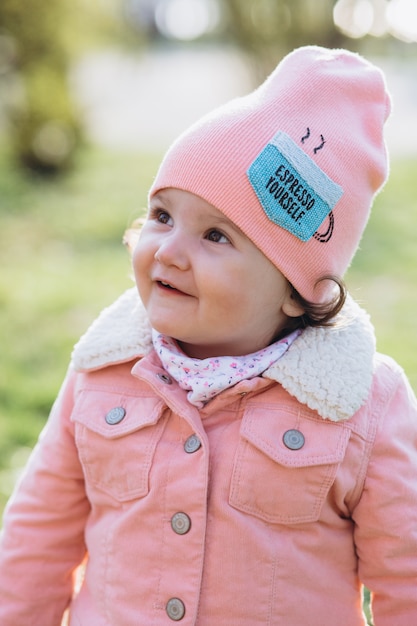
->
xmin=133 ymin=188 xmax=302 ymax=359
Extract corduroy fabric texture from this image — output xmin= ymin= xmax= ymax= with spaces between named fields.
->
xmin=149 ymin=45 xmax=391 ymax=302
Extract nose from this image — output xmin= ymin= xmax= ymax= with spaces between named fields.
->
xmin=154 ymin=231 xmax=190 ymax=270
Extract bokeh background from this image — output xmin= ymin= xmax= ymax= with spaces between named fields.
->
xmin=1 ymin=0 xmax=416 ymax=544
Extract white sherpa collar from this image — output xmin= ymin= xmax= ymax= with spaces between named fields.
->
xmin=71 ymin=288 xmax=376 ymax=422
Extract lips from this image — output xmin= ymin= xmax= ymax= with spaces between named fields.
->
xmin=155 ymin=278 xmax=188 ymax=296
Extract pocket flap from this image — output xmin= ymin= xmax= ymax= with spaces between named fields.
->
xmin=241 ymin=404 xmax=350 ymax=468
xmin=71 ymin=390 xmax=165 ymax=439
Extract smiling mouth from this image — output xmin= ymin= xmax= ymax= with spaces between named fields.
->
xmin=157 ymin=280 xmax=184 ymax=294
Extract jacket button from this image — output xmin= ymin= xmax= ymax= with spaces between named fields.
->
xmin=105 ymin=407 xmax=126 ymax=425
xmin=171 ymin=512 xmax=191 ymax=535
xmin=283 ymin=429 xmax=305 ymax=450
xmin=157 ymin=372 xmax=172 ymax=384
xmin=184 ymin=434 xmax=201 ymax=454
xmin=166 ymin=597 xmax=185 ymax=621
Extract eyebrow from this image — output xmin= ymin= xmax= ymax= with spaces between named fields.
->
xmin=151 ymin=192 xmax=245 ymax=236
xmin=210 ymin=214 xmax=243 ymax=235
xmin=149 ymin=192 xmax=168 ymax=207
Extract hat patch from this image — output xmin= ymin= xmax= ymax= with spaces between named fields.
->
xmin=247 ymin=131 xmax=343 ymax=242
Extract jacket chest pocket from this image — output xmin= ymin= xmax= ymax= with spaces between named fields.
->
xmin=229 ymin=405 xmax=350 ymax=524
xmin=71 ymin=390 xmax=166 ymax=502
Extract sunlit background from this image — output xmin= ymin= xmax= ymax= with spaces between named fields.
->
xmin=334 ymin=0 xmax=417 ymax=40
xmin=1 ymin=0 xmax=417 ymax=169
xmin=129 ymin=0 xmax=417 ymax=42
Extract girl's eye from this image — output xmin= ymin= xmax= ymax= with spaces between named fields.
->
xmin=206 ymin=229 xmax=230 ymax=244
xmin=158 ymin=211 xmax=171 ymax=224
xmin=150 ymin=208 xmax=172 ymax=225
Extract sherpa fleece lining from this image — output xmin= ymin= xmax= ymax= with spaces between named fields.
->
xmin=71 ymin=288 xmax=376 ymax=422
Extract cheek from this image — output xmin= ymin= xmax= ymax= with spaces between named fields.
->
xmin=211 ymin=280 xmax=249 ymax=315
xmin=132 ymin=246 xmax=142 ymax=280
xmin=132 ymin=241 xmax=151 ymax=292
xmin=133 ymin=229 xmax=152 ymax=267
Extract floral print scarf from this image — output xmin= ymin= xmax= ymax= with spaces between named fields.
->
xmin=152 ymin=328 xmax=301 ymax=408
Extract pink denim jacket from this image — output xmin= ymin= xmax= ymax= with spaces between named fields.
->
xmin=0 ymin=289 xmax=417 ymax=625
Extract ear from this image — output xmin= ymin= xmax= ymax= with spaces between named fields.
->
xmin=282 ymin=292 xmax=305 ymax=319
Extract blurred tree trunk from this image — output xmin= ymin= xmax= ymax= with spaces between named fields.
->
xmin=223 ymin=0 xmax=351 ymax=81
xmin=0 ymin=0 xmax=81 ymax=174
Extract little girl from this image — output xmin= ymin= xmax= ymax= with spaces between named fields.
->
xmin=1 ymin=46 xmax=417 ymax=626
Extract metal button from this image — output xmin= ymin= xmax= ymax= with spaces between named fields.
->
xmin=283 ymin=429 xmax=305 ymax=450
xmin=157 ymin=372 xmax=172 ymax=384
xmin=184 ymin=434 xmax=201 ymax=454
xmin=105 ymin=406 xmax=126 ymax=425
xmin=171 ymin=512 xmax=191 ymax=535
xmin=166 ymin=597 xmax=185 ymax=621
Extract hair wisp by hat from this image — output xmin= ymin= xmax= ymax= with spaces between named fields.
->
xmin=149 ymin=46 xmax=391 ymax=303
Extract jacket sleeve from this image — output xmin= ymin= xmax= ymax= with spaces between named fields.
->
xmin=352 ymin=357 xmax=417 ymax=625
xmin=0 ymin=368 xmax=90 ymax=626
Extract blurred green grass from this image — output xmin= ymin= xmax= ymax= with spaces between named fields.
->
xmin=346 ymin=156 xmax=417 ymax=383
xmin=0 ymin=145 xmax=416 ymax=520
xmin=0 ymin=145 xmax=160 ymax=512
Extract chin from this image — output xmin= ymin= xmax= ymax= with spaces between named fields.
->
xmin=150 ymin=319 xmax=181 ymax=341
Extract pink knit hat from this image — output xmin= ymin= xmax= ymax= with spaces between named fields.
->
xmin=149 ymin=46 xmax=391 ymax=303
